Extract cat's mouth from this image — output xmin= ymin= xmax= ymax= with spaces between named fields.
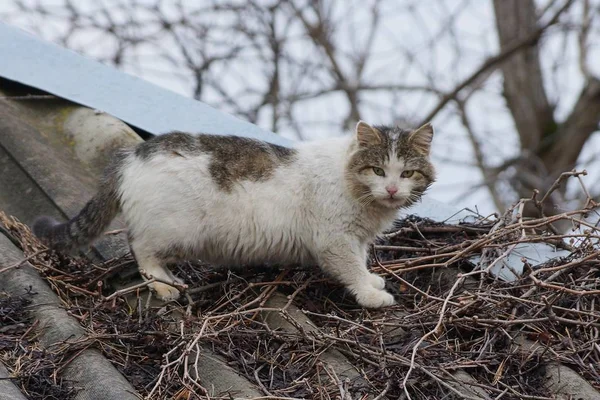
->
xmin=380 ymin=197 xmax=406 ymax=208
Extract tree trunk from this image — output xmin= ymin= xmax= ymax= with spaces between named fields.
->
xmin=494 ymin=0 xmax=600 ymax=216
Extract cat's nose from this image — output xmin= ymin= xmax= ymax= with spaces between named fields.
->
xmin=386 ymin=186 xmax=398 ymax=196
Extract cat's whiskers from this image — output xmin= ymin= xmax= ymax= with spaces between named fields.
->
xmin=356 ymin=191 xmax=377 ymax=208
xmin=403 ymin=192 xmax=423 ymax=207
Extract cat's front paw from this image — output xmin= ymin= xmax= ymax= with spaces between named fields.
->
xmin=351 ymin=285 xmax=395 ymax=308
xmin=368 ymin=273 xmax=386 ymax=290
xmin=150 ymin=282 xmax=181 ymax=301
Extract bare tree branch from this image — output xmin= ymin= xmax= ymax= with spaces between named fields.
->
xmin=455 ymin=98 xmax=505 ymax=213
xmin=493 ymin=0 xmax=556 ymax=152
xmin=542 ymin=77 xmax=600 ymax=176
xmin=288 ymin=1 xmax=363 ymax=128
xmin=578 ymin=0 xmax=592 ymax=80
xmin=420 ymin=0 xmax=574 ymax=126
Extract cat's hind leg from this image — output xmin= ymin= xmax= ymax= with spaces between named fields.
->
xmin=130 ymin=241 xmax=184 ymax=301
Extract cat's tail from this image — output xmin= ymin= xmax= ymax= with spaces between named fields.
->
xmin=33 ymin=168 xmax=123 ymax=251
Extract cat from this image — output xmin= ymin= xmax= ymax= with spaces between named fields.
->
xmin=33 ymin=121 xmax=435 ymax=308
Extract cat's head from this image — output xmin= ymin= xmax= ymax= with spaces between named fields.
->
xmin=345 ymin=121 xmax=436 ymax=210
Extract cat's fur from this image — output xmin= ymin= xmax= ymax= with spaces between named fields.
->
xmin=33 ymin=121 xmax=435 ymax=308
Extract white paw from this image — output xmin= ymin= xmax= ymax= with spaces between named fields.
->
xmin=170 ymin=274 xmax=185 ymax=285
xmin=351 ymin=285 xmax=395 ymax=308
xmin=150 ymin=282 xmax=181 ymax=301
xmin=368 ymin=273 xmax=386 ymax=290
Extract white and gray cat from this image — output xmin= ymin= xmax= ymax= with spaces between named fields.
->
xmin=33 ymin=121 xmax=435 ymax=308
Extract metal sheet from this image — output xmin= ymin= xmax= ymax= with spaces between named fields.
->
xmin=0 ymin=23 xmax=291 ymax=146
xmin=470 ymin=243 xmax=572 ymax=282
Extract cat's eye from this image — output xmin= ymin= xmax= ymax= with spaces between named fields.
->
xmin=372 ymin=167 xmax=385 ymax=176
xmin=401 ymin=170 xmax=415 ymax=178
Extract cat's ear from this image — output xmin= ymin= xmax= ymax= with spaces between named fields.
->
xmin=409 ymin=122 xmax=434 ymax=156
xmin=356 ymin=121 xmax=382 ymax=147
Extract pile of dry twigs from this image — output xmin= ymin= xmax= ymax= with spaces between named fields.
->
xmin=1 ymin=170 xmax=600 ymax=399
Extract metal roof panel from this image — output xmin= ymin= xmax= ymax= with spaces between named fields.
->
xmin=0 ymin=23 xmax=291 ymax=146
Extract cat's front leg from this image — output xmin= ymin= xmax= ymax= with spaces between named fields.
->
xmin=367 ymin=274 xmax=387 ymax=290
xmin=319 ymin=242 xmax=394 ymax=308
